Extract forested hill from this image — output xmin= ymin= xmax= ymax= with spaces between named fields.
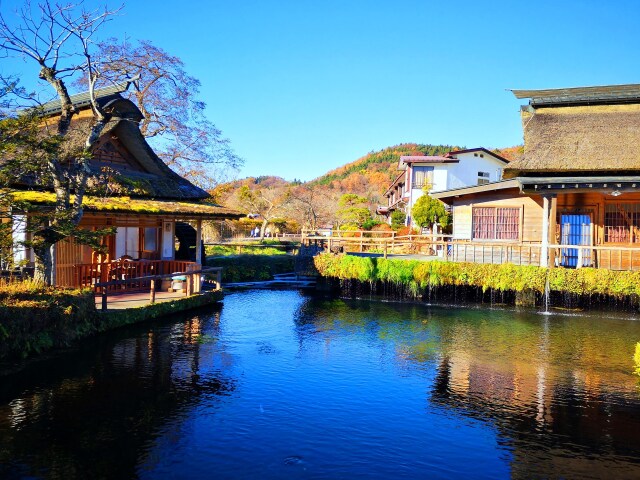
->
xmin=309 ymin=143 xmax=462 ymax=194
xmin=212 ymin=143 xmax=523 ymax=226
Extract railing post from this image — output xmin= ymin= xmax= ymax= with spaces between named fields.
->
xmin=577 ymin=247 xmax=583 ymax=269
xmin=216 ymin=268 xmax=222 ymax=290
xmin=150 ymin=278 xmax=156 ymax=304
xmin=101 ymin=286 xmax=107 ymax=311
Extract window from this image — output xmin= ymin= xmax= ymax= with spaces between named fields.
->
xmin=115 ymin=227 xmax=140 ymax=258
xmin=604 ymin=203 xmax=640 ymax=243
xmin=412 ymin=166 xmax=434 ymax=188
xmin=144 ymin=227 xmax=159 ymax=251
xmin=477 ymin=171 xmax=490 ymax=185
xmin=472 ymin=207 xmax=519 ymax=240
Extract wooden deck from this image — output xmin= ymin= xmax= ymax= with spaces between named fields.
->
xmin=94 ymin=289 xmax=191 ymax=310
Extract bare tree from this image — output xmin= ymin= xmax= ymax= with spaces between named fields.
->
xmin=79 ymin=38 xmax=242 ymax=188
xmin=238 ymin=185 xmax=291 ymax=239
xmin=289 ymin=183 xmax=339 ymax=230
xmin=0 ymin=1 xmax=120 ymax=284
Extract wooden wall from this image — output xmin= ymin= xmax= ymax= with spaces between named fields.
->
xmin=450 ymin=188 xmax=544 ymax=242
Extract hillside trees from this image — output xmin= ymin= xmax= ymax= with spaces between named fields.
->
xmin=0 ymin=1 xmax=121 ymax=284
xmin=79 ymin=38 xmax=242 ymax=188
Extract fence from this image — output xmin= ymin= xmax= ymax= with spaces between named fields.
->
xmin=94 ymin=266 xmax=223 ymax=311
xmin=56 ymin=260 xmax=198 ymax=290
xmin=301 ymin=231 xmax=640 ymax=271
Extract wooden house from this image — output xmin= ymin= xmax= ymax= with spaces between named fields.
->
xmin=7 ymin=82 xmax=243 ymax=287
xmin=432 ymin=84 xmax=640 ymax=270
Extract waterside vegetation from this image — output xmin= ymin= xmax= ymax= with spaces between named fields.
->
xmin=313 ymin=253 xmax=640 ymax=303
xmin=0 ymin=280 xmax=222 ymax=363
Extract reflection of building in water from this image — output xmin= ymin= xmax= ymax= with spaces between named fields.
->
xmin=430 ymin=346 xmax=640 ymax=479
xmin=0 ymin=309 xmax=233 ymax=479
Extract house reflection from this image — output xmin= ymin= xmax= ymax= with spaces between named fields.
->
xmin=0 ymin=308 xmax=234 ymax=479
xmin=428 ymin=328 xmax=640 ymax=479
xmin=293 ymin=297 xmax=640 ymax=478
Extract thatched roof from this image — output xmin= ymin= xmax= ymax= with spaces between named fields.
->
xmin=10 ymin=191 xmax=244 ymax=220
xmin=504 ymin=103 xmax=640 ymax=178
xmin=11 ymin=93 xmax=210 ymax=200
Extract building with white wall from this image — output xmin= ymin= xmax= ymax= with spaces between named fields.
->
xmin=377 ymin=148 xmax=509 ymax=227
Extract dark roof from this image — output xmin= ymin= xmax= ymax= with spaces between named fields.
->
xmin=38 ymin=79 xmax=138 ymax=116
xmin=400 ymin=155 xmax=457 ymax=163
xmin=430 ymin=179 xmax=521 ymax=203
xmin=445 ymin=147 xmax=510 ymax=164
xmin=11 ymin=87 xmax=211 ymax=201
xmin=511 ymin=84 xmax=640 ymax=108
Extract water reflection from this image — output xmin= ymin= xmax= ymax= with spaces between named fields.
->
xmin=0 ymin=307 xmax=234 ymax=479
xmin=293 ymin=298 xmax=640 ymax=479
xmin=2 ymin=292 xmax=640 ymax=478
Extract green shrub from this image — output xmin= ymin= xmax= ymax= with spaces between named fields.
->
xmin=206 ymin=254 xmax=295 ymax=282
xmin=313 ymin=253 xmax=640 ymax=300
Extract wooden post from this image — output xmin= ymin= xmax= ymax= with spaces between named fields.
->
xmin=186 ymin=272 xmax=192 ymax=296
xmin=101 ymin=286 xmax=107 ymax=311
xmin=541 ymin=195 xmax=551 ymax=267
xmin=150 ymin=278 xmax=156 ymax=304
xmin=384 ymin=241 xmax=388 ymax=259
xmin=216 ymin=268 xmax=222 ymax=290
xmin=195 ymin=219 xmax=203 ymax=266
xmin=548 ymin=195 xmax=557 ymax=267
xmin=577 ymin=247 xmax=583 ymax=269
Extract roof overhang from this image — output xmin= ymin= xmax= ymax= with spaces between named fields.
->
xmin=400 ymin=155 xmax=459 ymax=164
xmin=445 ymin=147 xmax=510 ymax=164
xmin=430 ymin=179 xmax=521 ymax=202
xmin=9 ymin=191 xmax=244 ymax=221
xmin=511 ymin=84 xmax=640 ymax=108
xmin=518 ymin=176 xmax=640 ymax=195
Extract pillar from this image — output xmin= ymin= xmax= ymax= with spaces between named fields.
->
xmin=195 ymin=219 xmax=203 ymax=266
xmin=541 ymin=195 xmax=550 ymax=267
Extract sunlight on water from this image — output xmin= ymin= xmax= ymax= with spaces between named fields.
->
xmin=2 ymin=290 xmax=640 ymax=479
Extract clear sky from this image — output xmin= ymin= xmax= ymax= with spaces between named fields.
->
xmin=3 ymin=0 xmax=640 ymax=182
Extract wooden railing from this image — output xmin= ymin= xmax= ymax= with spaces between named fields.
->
xmin=56 ymin=260 xmax=198 ymax=290
xmin=94 ymin=266 xmax=223 ymax=311
xmin=301 ymin=231 xmax=640 ymax=271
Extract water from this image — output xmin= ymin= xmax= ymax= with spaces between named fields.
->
xmin=2 ymin=290 xmax=640 ymax=479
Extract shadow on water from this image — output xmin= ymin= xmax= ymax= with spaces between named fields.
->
xmin=0 ymin=304 xmax=235 ymax=480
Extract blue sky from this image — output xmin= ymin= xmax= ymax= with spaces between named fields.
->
xmin=3 ymin=0 xmax=640 ymax=181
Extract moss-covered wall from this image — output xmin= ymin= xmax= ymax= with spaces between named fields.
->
xmin=313 ymin=253 xmax=640 ymax=306
xmin=0 ymin=283 xmax=222 ymax=362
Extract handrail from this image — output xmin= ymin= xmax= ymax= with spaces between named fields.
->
xmin=300 ymin=232 xmax=640 ymax=271
xmin=95 ymin=266 xmax=223 ymax=311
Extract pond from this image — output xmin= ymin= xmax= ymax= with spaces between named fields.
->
xmin=2 ymin=290 xmax=640 ymax=479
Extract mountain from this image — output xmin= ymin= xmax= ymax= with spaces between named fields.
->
xmin=212 ymin=143 xmax=522 ymax=227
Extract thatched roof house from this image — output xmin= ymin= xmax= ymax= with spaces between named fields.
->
xmin=504 ymin=84 xmax=640 ymax=178
xmin=7 ymin=82 xmax=242 ymax=286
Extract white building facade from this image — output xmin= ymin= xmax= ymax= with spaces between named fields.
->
xmin=378 ymin=148 xmax=509 ymax=227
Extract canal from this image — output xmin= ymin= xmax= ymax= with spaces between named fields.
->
xmin=2 ymin=290 xmax=640 ymax=479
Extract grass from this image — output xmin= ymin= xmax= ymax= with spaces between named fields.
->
xmin=206 ymin=255 xmax=295 ymax=282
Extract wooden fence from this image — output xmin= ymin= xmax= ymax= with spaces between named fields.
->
xmin=301 ymin=231 xmax=640 ymax=271
xmin=56 ymin=260 xmax=198 ymax=290
xmin=94 ymin=266 xmax=223 ymax=311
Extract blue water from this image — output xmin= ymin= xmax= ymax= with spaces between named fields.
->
xmin=2 ymin=290 xmax=640 ymax=479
